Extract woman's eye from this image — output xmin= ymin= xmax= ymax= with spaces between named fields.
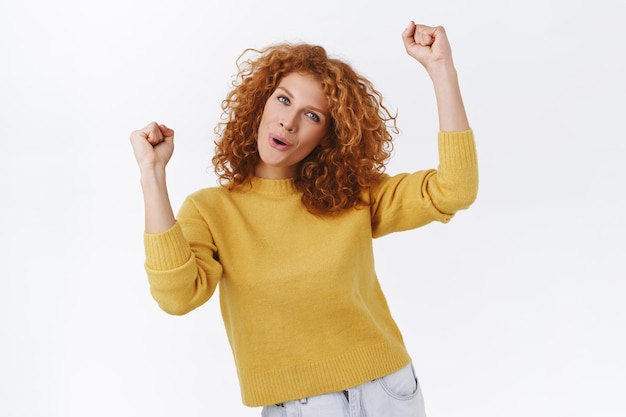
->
xmin=306 ymin=111 xmax=320 ymax=122
xmin=278 ymin=96 xmax=290 ymax=104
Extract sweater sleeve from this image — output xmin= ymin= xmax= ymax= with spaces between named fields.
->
xmin=371 ymin=129 xmax=478 ymax=237
xmin=143 ymin=198 xmax=224 ymax=315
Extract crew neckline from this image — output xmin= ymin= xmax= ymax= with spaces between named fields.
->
xmin=248 ymin=176 xmax=298 ymax=194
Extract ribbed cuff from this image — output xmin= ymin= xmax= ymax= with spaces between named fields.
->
xmin=143 ymin=222 xmax=191 ymax=270
xmin=438 ymin=129 xmax=477 ymax=169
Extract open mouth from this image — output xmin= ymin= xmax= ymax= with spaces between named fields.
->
xmin=273 ymin=137 xmax=287 ymax=146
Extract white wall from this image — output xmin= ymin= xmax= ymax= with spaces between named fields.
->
xmin=1 ymin=1 xmax=624 ymax=416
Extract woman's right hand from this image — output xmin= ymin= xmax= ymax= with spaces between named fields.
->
xmin=130 ymin=122 xmax=177 ymax=233
xmin=130 ymin=122 xmax=175 ymax=172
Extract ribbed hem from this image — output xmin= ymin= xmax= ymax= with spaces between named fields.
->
xmin=240 ymin=342 xmax=411 ymax=406
xmin=143 ymin=222 xmax=191 ymax=270
xmin=438 ymin=129 xmax=477 ymax=169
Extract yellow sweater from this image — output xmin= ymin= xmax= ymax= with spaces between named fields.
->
xmin=143 ymin=130 xmax=478 ymax=406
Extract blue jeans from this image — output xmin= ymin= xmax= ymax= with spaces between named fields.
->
xmin=261 ymin=363 xmax=427 ymax=417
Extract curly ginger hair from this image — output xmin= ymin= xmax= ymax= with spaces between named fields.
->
xmin=212 ymin=42 xmax=398 ymax=215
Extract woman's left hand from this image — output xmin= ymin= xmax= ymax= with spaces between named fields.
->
xmin=401 ymin=21 xmax=454 ymax=72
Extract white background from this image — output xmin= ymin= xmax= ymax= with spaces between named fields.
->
xmin=1 ymin=0 xmax=625 ymax=416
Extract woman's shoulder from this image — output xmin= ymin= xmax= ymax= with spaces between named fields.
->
xmin=187 ymin=184 xmax=231 ymax=200
xmin=177 ymin=185 xmax=235 ymax=219
xmin=177 ymin=184 xmax=227 ymax=208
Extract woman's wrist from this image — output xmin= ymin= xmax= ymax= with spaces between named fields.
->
xmin=140 ymin=164 xmax=168 ymax=189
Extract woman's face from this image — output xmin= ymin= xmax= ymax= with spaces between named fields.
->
xmin=255 ymin=72 xmax=330 ymax=179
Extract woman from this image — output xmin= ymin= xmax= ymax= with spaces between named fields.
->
xmin=130 ymin=21 xmax=478 ymax=417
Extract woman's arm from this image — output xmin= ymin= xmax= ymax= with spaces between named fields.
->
xmin=397 ymin=23 xmax=478 ymax=217
xmin=402 ymin=21 xmax=470 ymax=132
xmin=129 ymin=122 xmax=177 ymax=234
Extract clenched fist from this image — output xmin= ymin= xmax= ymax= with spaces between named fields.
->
xmin=402 ymin=22 xmax=455 ymax=72
xmin=130 ymin=122 xmax=175 ymax=172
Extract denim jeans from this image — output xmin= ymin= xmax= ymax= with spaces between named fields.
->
xmin=261 ymin=363 xmax=427 ymax=417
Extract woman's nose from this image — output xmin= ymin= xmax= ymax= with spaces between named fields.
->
xmin=280 ymin=121 xmax=294 ymax=132
xmin=280 ymin=112 xmax=297 ymax=132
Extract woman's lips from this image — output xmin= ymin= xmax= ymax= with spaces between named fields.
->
xmin=269 ymin=133 xmax=291 ymax=150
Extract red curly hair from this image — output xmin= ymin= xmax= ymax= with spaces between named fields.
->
xmin=212 ymin=43 xmax=397 ymax=215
